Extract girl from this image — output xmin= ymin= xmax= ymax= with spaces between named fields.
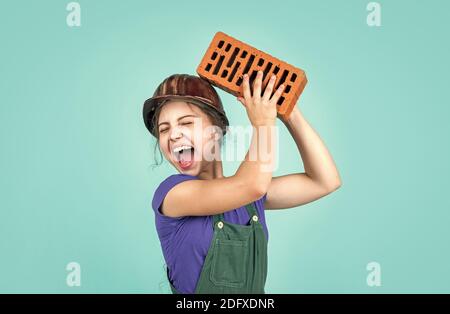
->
xmin=142 ymin=71 xmax=341 ymax=294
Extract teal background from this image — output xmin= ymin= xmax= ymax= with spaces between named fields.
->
xmin=1 ymin=0 xmax=449 ymax=293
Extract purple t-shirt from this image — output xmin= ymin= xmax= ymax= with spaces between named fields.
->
xmin=152 ymin=174 xmax=269 ymax=294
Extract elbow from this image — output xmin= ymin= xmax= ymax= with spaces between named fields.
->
xmin=250 ymin=182 xmax=270 ymax=200
xmin=324 ymin=178 xmax=342 ymax=193
xmin=235 ymin=174 xmax=270 ymax=201
xmin=318 ymin=172 xmax=342 ymax=194
xmin=332 ymin=180 xmax=342 ymax=192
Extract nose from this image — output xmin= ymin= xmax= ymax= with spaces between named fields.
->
xmin=169 ymin=125 xmax=183 ymax=141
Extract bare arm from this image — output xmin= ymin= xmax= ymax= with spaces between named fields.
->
xmin=163 ymin=126 xmax=275 ymax=217
xmin=264 ymin=106 xmax=341 ymax=210
xmin=163 ymin=71 xmax=282 ymax=217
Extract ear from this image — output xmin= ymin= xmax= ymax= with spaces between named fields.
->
xmin=212 ymin=129 xmax=220 ymax=140
xmin=208 ymin=128 xmax=216 ymax=140
xmin=210 ymin=128 xmax=223 ymax=142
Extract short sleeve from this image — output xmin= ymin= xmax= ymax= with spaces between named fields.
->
xmin=152 ymin=174 xmax=198 ymax=219
xmin=257 ymin=192 xmax=268 ymax=209
xmin=262 ymin=192 xmax=267 ymax=204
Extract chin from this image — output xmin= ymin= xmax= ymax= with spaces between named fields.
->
xmin=173 ymin=162 xmax=200 ymax=176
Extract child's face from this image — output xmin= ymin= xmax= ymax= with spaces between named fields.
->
xmin=157 ymin=100 xmax=221 ymax=176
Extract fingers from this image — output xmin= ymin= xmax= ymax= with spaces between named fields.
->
xmin=270 ymin=83 xmax=285 ymax=105
xmin=242 ymin=74 xmax=252 ymax=103
xmin=242 ymin=71 xmax=285 ymax=106
xmin=262 ymin=74 xmax=276 ymax=103
xmin=252 ymin=71 xmax=263 ymax=100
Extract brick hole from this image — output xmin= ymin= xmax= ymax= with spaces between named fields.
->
xmin=290 ymin=73 xmax=297 ymax=82
xmin=218 ymin=40 xmax=224 ymax=48
xmin=228 ymin=61 xmax=241 ymax=82
xmin=263 ymin=62 xmax=273 ymax=79
xmin=211 ymin=52 xmax=218 ymax=60
xmin=225 ymin=43 xmax=232 ymax=52
xmin=261 ymin=62 xmax=273 ymax=96
xmin=277 ymin=96 xmax=285 ymax=106
xmin=213 ymin=55 xmax=225 ymax=75
xmin=242 ymin=54 xmax=255 ymax=75
xmin=205 ymin=63 xmax=212 ymax=72
xmin=284 ymin=85 xmax=291 ymax=93
xmin=273 ymin=66 xmax=280 ymax=75
xmin=257 ymin=58 xmax=264 ymax=66
xmin=249 ymin=70 xmax=258 ymax=93
xmin=240 ymin=50 xmax=248 ymax=58
xmin=227 ymin=47 xmax=240 ymax=68
xmin=249 ymin=70 xmax=258 ymax=83
xmin=221 ymin=69 xmax=228 ymax=78
xmin=236 ymin=77 xmax=243 ymax=87
xmin=275 ymin=69 xmax=289 ymax=89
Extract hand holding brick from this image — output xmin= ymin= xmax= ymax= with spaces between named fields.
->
xmin=196 ymin=31 xmax=307 ymax=121
xmin=238 ymin=71 xmax=285 ymax=127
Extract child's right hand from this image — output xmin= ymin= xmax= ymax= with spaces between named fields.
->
xmin=237 ymin=70 xmax=285 ymax=127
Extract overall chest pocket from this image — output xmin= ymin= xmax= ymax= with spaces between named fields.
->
xmin=210 ymin=238 xmax=249 ymax=288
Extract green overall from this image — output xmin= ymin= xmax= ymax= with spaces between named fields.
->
xmin=168 ymin=202 xmax=268 ymax=294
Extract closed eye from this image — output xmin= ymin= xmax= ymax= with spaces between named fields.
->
xmin=159 ymin=121 xmax=193 ymax=134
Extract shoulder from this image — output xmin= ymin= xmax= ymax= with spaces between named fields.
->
xmin=152 ymin=174 xmax=199 ymax=216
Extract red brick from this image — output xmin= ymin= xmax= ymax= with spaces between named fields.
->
xmin=197 ymin=31 xmax=307 ymax=121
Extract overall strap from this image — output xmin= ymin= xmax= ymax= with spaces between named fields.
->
xmin=212 ymin=212 xmax=224 ymax=226
xmin=245 ymin=202 xmax=258 ymax=219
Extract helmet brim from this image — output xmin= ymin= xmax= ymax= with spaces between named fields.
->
xmin=143 ymin=95 xmax=229 ymax=136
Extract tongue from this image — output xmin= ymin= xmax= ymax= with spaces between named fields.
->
xmin=179 ymin=149 xmax=194 ymax=167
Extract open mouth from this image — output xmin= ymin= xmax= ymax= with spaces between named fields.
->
xmin=172 ymin=145 xmax=195 ymax=170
